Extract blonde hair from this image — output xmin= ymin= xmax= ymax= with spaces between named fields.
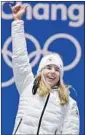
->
xmin=58 ymin=81 xmax=70 ymax=105
xmin=34 ymin=74 xmax=70 ymax=105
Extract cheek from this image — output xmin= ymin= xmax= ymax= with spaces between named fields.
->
xmin=56 ymin=72 xmax=60 ymax=77
xmin=42 ymin=70 xmax=48 ymax=77
xmin=56 ymin=72 xmax=60 ymax=80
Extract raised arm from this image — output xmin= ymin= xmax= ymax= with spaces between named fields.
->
xmin=11 ymin=4 xmax=34 ymax=94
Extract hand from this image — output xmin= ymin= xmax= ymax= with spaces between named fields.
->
xmin=10 ymin=4 xmax=28 ymax=20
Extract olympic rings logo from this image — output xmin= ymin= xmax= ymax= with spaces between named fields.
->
xmin=2 ymin=33 xmax=81 ymax=88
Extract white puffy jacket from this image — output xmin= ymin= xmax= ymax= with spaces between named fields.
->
xmin=12 ymin=20 xmax=80 ymax=134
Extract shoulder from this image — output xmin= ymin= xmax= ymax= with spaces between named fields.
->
xmin=65 ymin=96 xmax=79 ymax=114
xmin=69 ymin=96 xmax=77 ymax=104
xmin=66 ymin=87 xmax=78 ymax=108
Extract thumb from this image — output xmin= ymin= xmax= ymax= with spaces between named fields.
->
xmin=24 ymin=5 xmax=28 ymax=11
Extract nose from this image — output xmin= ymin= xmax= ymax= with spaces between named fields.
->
xmin=50 ymin=68 xmax=55 ymax=73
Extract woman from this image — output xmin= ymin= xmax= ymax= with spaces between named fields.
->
xmin=11 ymin=4 xmax=79 ymax=134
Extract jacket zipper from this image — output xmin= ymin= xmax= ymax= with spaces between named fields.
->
xmin=36 ymin=94 xmax=50 ymax=135
xmin=14 ymin=118 xmax=22 ymax=135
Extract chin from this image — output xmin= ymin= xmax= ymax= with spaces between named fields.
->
xmin=48 ymin=83 xmax=55 ymax=88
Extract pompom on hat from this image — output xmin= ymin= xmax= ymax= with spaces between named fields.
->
xmin=37 ymin=53 xmax=64 ymax=79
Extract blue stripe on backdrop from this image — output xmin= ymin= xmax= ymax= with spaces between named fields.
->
xmin=1 ymin=1 xmax=84 ymax=134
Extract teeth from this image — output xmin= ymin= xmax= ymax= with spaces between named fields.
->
xmin=47 ymin=76 xmax=55 ymax=80
xmin=48 ymin=77 xmax=55 ymax=79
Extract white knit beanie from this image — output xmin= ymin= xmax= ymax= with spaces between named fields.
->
xmin=37 ymin=53 xmax=64 ymax=79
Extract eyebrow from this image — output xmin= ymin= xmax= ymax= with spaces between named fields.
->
xmin=46 ymin=65 xmax=60 ymax=69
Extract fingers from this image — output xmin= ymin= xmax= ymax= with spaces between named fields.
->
xmin=14 ymin=6 xmax=21 ymax=14
xmin=24 ymin=5 xmax=28 ymax=11
xmin=9 ymin=3 xmax=28 ymax=17
xmin=9 ymin=4 xmax=21 ymax=13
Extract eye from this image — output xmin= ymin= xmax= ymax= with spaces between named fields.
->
xmin=46 ymin=66 xmax=52 ymax=70
xmin=55 ymin=68 xmax=60 ymax=72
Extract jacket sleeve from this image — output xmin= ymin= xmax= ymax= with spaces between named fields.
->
xmin=12 ymin=20 xmax=34 ymax=94
xmin=62 ymin=99 xmax=80 ymax=134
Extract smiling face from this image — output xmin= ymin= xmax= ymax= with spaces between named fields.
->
xmin=41 ymin=64 xmax=60 ymax=88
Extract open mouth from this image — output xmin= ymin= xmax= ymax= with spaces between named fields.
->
xmin=47 ymin=76 xmax=56 ymax=81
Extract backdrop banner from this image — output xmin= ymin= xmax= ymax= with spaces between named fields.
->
xmin=1 ymin=1 xmax=84 ymax=134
